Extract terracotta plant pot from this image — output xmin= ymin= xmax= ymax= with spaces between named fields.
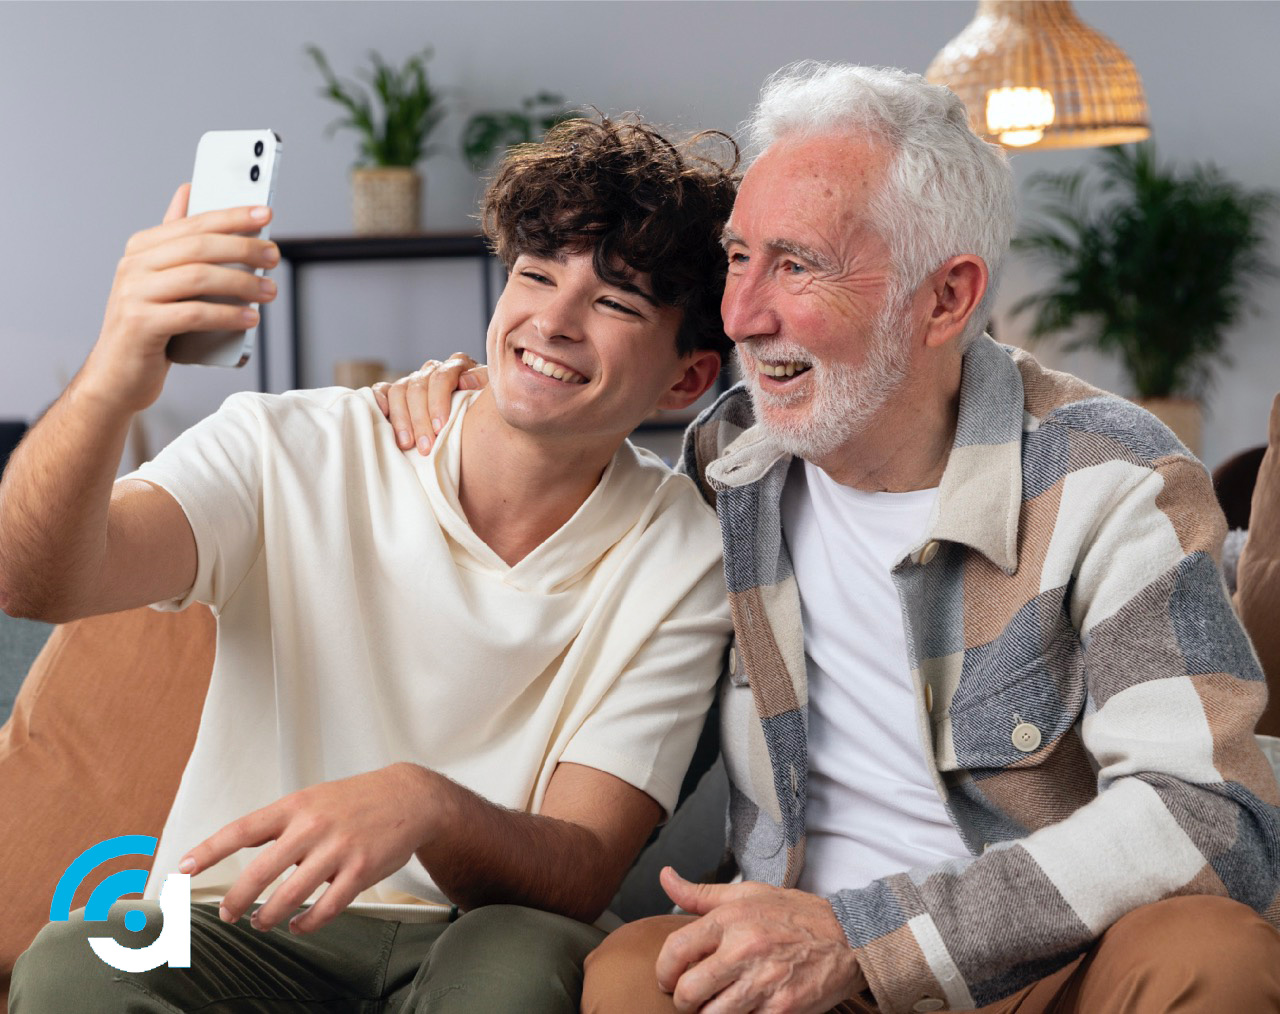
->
xmin=351 ymin=167 xmax=421 ymax=235
xmin=1134 ymin=396 xmax=1203 ymax=458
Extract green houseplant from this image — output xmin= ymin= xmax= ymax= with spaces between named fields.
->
xmin=306 ymin=45 xmax=447 ymax=234
xmin=461 ymin=92 xmax=581 ymax=171
xmin=1013 ymin=143 xmax=1277 ymax=453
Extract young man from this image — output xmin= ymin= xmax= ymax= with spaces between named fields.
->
xmin=2 ymin=117 xmax=737 ymax=1012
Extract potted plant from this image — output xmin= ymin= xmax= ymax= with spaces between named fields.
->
xmin=461 ymin=92 xmax=581 ymax=171
xmin=306 ymin=45 xmax=447 ymax=234
xmin=1013 ymin=143 xmax=1277 ymax=455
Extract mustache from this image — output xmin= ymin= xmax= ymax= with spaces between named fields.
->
xmin=736 ymin=341 xmax=816 ymax=366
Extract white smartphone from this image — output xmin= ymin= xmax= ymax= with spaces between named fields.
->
xmin=167 ymin=129 xmax=282 ymax=367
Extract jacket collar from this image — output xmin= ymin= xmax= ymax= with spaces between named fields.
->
xmin=704 ymin=335 xmax=1025 ymax=574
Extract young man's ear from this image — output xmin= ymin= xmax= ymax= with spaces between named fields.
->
xmin=924 ymin=255 xmax=988 ymax=350
xmin=657 ymin=351 xmax=722 ymax=412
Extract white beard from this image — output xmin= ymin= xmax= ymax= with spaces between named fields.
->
xmin=738 ymin=294 xmax=913 ymax=462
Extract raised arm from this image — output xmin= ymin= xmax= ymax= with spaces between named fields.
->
xmin=0 ymin=186 xmax=278 ymax=622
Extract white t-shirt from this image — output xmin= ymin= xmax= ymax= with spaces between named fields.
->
xmin=781 ymin=459 xmax=969 ymax=897
xmin=128 ymin=388 xmax=731 ymax=919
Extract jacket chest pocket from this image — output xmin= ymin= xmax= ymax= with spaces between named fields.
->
xmin=934 ymin=608 xmax=1086 ymax=771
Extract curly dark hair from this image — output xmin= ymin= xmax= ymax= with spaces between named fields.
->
xmin=481 ymin=115 xmax=740 ymax=358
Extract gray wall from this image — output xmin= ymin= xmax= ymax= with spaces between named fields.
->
xmin=2 ymin=1 xmax=1277 ymax=467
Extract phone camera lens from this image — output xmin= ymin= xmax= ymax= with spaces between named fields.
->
xmin=250 ymin=165 xmax=261 ymax=182
xmin=254 ymin=140 xmax=265 ymax=157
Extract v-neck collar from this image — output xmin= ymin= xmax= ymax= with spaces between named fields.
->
xmin=411 ymin=391 xmax=663 ymax=593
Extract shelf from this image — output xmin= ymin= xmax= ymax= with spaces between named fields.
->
xmin=262 ymin=233 xmax=496 ymax=392
xmin=275 ymin=233 xmax=490 ymax=264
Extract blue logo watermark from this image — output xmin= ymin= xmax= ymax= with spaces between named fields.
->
xmin=50 ymin=835 xmax=190 ymax=972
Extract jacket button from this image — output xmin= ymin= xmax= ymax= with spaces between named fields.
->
xmin=920 ymin=540 xmax=940 ymax=565
xmin=1012 ymin=722 xmax=1042 ymax=752
xmin=913 ymin=999 xmax=946 ymax=1012
xmin=924 ymin=683 xmax=934 ymax=713
xmin=728 ymin=647 xmax=737 ymax=674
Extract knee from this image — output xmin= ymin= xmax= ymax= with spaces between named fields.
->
xmin=1104 ymin=895 xmax=1280 ymax=990
xmin=10 ymin=916 xmax=117 ymax=1011
xmin=419 ymin=905 xmax=605 ymax=1011
xmin=444 ymin=904 xmax=602 ymax=967
xmin=582 ymin=915 xmax=691 ymax=1014
xmin=1110 ymin=895 xmax=1273 ymax=956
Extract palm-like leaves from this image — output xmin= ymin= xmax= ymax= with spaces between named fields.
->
xmin=1013 ymin=143 xmax=1277 ymax=398
xmin=306 ymin=46 xmax=446 ymax=167
xmin=461 ymin=92 xmax=581 ymax=171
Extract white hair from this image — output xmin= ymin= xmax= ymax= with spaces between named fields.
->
xmin=743 ymin=61 xmax=1015 ymax=347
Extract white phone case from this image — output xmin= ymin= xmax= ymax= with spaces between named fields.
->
xmin=167 ymin=129 xmax=282 ymax=367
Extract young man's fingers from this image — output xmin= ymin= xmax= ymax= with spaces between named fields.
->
xmin=150 ymin=300 xmax=259 ymax=340
xmin=139 ymin=232 xmax=279 ymax=274
xmin=162 ymin=183 xmax=191 ymax=225
xmin=180 ymin=806 xmax=283 ymax=878
xmin=141 ymin=262 xmax=276 ymax=307
xmin=217 ymin=836 xmax=307 ymax=924
xmin=288 ymin=870 xmax=365 ymax=934
xmin=249 ymin=856 xmax=336 ymax=931
xmin=125 ymin=205 xmax=273 ymax=258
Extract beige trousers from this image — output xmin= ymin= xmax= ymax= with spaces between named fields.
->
xmin=582 ymin=895 xmax=1280 ymax=1013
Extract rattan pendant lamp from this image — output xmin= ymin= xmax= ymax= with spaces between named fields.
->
xmin=925 ymin=0 xmax=1150 ymax=150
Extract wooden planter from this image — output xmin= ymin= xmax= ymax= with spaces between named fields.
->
xmin=1134 ymin=396 xmax=1203 ymax=458
xmin=351 ymin=166 xmax=421 ymax=235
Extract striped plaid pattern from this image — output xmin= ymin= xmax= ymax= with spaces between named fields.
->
xmin=682 ymin=337 xmax=1280 ymax=1013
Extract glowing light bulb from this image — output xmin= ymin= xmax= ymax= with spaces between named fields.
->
xmin=985 ymin=87 xmax=1055 ymax=146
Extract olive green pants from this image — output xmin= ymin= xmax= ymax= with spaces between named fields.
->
xmin=12 ymin=901 xmax=605 ymax=1013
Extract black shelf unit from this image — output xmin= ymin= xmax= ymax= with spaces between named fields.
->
xmin=261 ymin=233 xmax=494 ymax=393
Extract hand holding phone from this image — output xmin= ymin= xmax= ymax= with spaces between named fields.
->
xmin=82 ymin=133 xmax=282 ymax=416
xmin=167 ymin=129 xmax=282 ymax=367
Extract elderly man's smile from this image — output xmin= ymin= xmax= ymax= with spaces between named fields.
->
xmin=755 ymin=358 xmax=812 ymax=380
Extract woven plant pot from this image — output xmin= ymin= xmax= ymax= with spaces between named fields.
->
xmin=1135 ymin=396 xmax=1203 ymax=458
xmin=351 ymin=167 xmax=422 ymax=235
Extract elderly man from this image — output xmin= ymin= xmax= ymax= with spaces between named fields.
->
xmin=381 ymin=64 xmax=1280 ymax=1014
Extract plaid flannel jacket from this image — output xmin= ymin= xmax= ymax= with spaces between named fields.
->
xmin=681 ymin=336 xmax=1280 ymax=1014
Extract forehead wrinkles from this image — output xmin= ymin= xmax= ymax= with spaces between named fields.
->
xmin=732 ymin=135 xmax=890 ymax=261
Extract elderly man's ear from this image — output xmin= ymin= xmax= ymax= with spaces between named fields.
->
xmin=923 ymin=254 xmax=989 ymax=349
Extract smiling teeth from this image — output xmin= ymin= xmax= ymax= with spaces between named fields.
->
xmin=757 ymin=361 xmax=811 ymax=378
xmin=521 ymin=350 xmax=586 ymax=384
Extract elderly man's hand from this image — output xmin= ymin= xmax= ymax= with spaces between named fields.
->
xmin=657 ymin=867 xmax=867 ymax=1014
xmin=179 ymin=763 xmax=434 ymax=934
xmin=371 ymin=353 xmax=488 ymax=455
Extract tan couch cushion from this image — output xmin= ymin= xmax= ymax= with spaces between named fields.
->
xmin=0 ymin=604 xmax=213 ymax=1002
xmin=1237 ymin=395 xmax=1280 ymax=737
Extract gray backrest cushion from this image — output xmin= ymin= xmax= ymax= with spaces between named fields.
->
xmin=0 ymin=612 xmax=54 ymax=726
